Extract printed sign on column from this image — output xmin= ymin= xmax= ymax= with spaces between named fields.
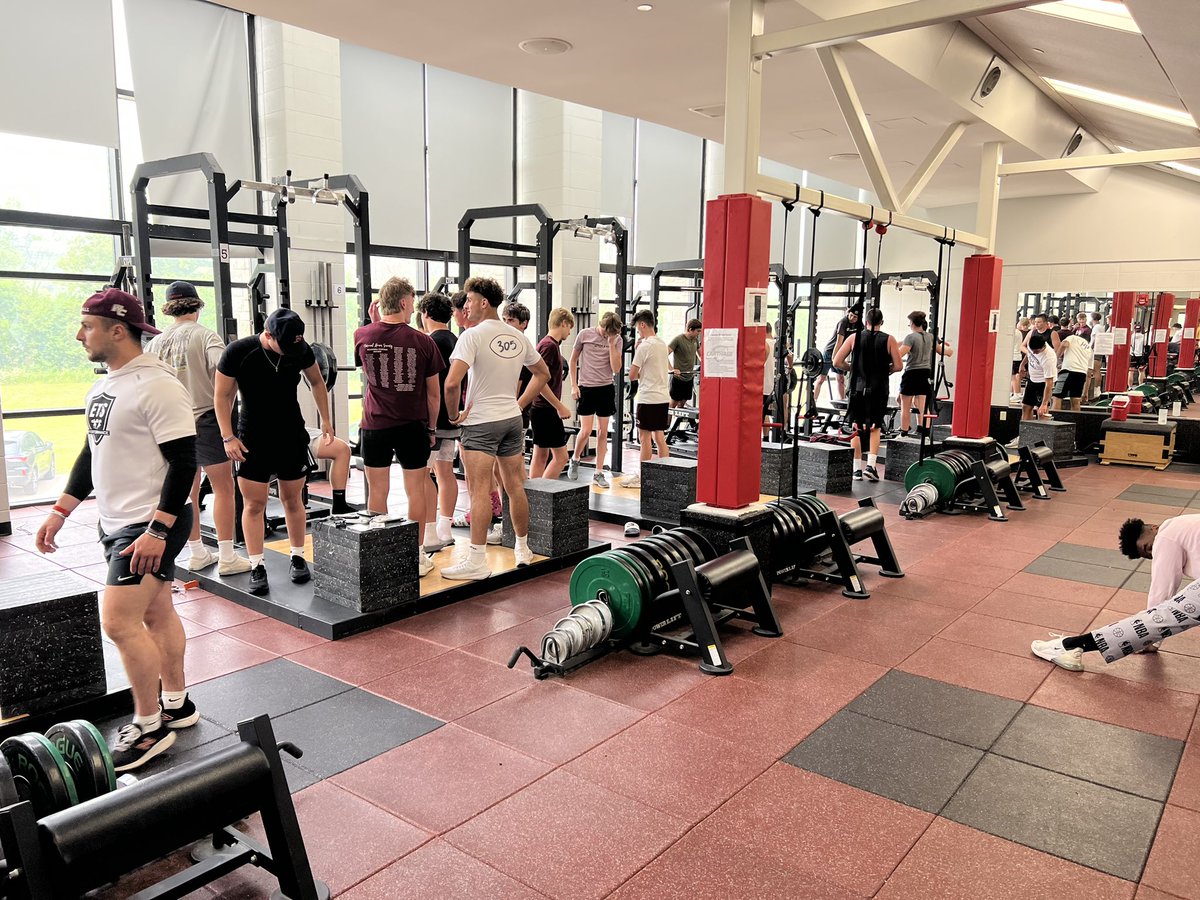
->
xmin=744 ymin=288 xmax=768 ymax=326
xmin=703 ymin=328 xmax=739 ymax=378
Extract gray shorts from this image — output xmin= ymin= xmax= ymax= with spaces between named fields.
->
xmin=432 ymin=428 xmax=461 ymax=463
xmin=461 ymin=416 xmax=524 ymax=458
xmin=195 ymin=409 xmax=227 ymax=467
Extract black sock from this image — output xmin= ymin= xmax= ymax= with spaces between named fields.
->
xmin=331 ymin=489 xmax=352 ymax=513
xmin=1062 ymin=633 xmax=1098 ymax=652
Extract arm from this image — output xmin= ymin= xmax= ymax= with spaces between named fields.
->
xmin=898 ymin=343 xmax=911 ymax=358
xmin=118 ymin=435 xmax=199 ymax=575
xmin=569 ymin=342 xmax=583 ymax=399
xmin=213 ymin=371 xmax=246 ymax=462
xmin=832 ymin=334 xmax=855 ymax=371
xmin=537 ymin=380 xmax=569 ymax=416
xmin=608 ymin=334 xmax=622 ymax=377
xmin=1146 ymin=537 xmax=1184 ymax=607
xmin=444 ymin=359 xmax=469 ymax=424
xmin=936 ymin=338 xmax=954 ymax=359
xmin=303 ymin=362 xmax=334 ymax=444
xmin=425 ymin=374 xmax=441 ymax=446
xmin=629 ymin=364 xmax=641 ymax=383
xmin=35 ymin=439 xmax=92 ymax=553
xmin=518 ymin=358 xmax=551 ymax=410
xmin=889 ymin=336 xmax=903 ymax=373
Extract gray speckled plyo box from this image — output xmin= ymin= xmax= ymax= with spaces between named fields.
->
xmin=503 ymin=477 xmax=591 ymax=556
xmin=641 ymin=457 xmax=698 ymax=524
xmin=0 ymin=570 xmax=106 ymax=717
xmin=312 ymin=517 xmax=419 ymax=613
xmin=1019 ymin=419 xmax=1077 ymax=461
xmin=794 ymin=442 xmax=853 ymax=494
xmin=884 ymin=436 xmax=925 ymax=483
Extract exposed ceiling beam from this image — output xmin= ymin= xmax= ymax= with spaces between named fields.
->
xmin=998 ymin=146 xmax=1200 ymax=175
xmin=754 ymin=0 xmax=1042 ymax=57
xmin=899 ymin=121 xmax=969 ymax=212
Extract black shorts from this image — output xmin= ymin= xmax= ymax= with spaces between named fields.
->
xmin=669 ymin=376 xmax=694 ymax=402
xmin=236 ymin=428 xmax=310 ymax=483
xmin=1131 ymin=355 xmax=1148 ymax=368
xmin=530 ymin=405 xmax=567 ymax=449
xmin=1011 ymin=360 xmax=1022 ymax=376
xmin=1023 ymin=380 xmax=1047 ymax=408
xmin=1054 ymin=371 xmax=1087 ymax=399
xmin=899 ymin=369 xmax=932 ymax=398
xmin=360 ymin=422 xmax=432 ymax=470
xmin=577 ymin=384 xmax=616 ymax=417
xmin=99 ymin=506 xmax=192 ymax=586
xmin=847 ymin=388 xmax=888 ymax=430
xmin=823 ymin=350 xmax=839 ymax=376
xmin=194 ymin=409 xmax=227 ymax=467
xmin=762 ymin=394 xmax=773 ymax=417
xmin=636 ymin=402 xmax=669 ymax=432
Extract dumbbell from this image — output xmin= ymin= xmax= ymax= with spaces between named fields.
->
xmin=0 ymin=720 xmax=131 ymax=819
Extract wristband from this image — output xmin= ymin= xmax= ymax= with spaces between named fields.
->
xmin=143 ymin=529 xmax=167 ymax=541
xmin=51 ymin=505 xmax=71 ymax=519
xmin=147 ymin=520 xmax=171 ymax=539
xmin=222 ymin=435 xmax=238 ymax=444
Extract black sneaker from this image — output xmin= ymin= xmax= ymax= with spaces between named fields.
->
xmin=853 ymin=469 xmax=863 ymax=480
xmin=289 ymin=555 xmax=311 ymax=584
xmin=111 ymin=721 xmax=176 ymax=772
xmin=160 ymin=694 xmax=199 ymax=729
xmin=864 ymin=465 xmax=880 ymax=482
xmin=249 ymin=564 xmax=270 ymax=595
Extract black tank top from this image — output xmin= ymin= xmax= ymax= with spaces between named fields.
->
xmin=851 ymin=329 xmax=891 ymax=393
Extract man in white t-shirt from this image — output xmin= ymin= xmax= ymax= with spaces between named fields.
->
xmin=442 ymin=276 xmax=550 ymax=579
xmin=1053 ymin=331 xmax=1093 ymax=411
xmin=1085 ymin=311 xmax=1106 ymax=399
xmin=619 ymin=309 xmax=671 ymax=489
xmin=1020 ymin=332 xmax=1056 ymax=423
xmin=36 ymin=289 xmax=199 ymax=772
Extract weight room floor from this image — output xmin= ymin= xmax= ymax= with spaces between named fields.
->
xmin=4 ymin=461 xmax=1200 ymax=898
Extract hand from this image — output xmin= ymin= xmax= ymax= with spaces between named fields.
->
xmin=448 ymin=404 xmax=471 ymax=426
xmin=556 ymin=401 xmax=570 ymax=420
xmin=368 ymin=299 xmax=381 ymax=323
xmin=36 ymin=515 xmax=64 ymax=553
xmin=119 ymin=532 xmax=165 ymax=576
xmin=224 ymin=436 xmax=248 ymax=462
xmin=428 ymin=431 xmax=437 ymax=448
xmin=571 ymin=384 xmax=581 ymax=400
xmin=320 ymin=421 xmax=335 ymax=447
xmin=671 ymin=368 xmax=680 ymax=376
xmin=1039 ymin=403 xmax=1049 ymax=417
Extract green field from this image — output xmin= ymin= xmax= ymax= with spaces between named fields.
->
xmin=2 ymin=377 xmax=93 ymax=470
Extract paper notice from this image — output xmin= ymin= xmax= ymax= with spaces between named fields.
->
xmin=1185 ymin=328 xmax=1195 ymax=340
xmin=1154 ymin=328 xmax=1168 ymax=344
xmin=1093 ymin=332 xmax=1114 ymax=356
xmin=1112 ymin=327 xmax=1128 ymax=345
xmin=703 ymin=328 xmax=739 ymax=378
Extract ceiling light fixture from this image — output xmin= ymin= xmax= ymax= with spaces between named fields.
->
xmin=829 ymin=152 xmax=861 ymax=162
xmin=1045 ymin=78 xmax=1196 ymax=128
xmin=1118 ymin=146 xmax=1200 ymax=179
xmin=1029 ymin=1 xmax=1140 ymax=34
xmin=636 ymin=3 xmax=653 ymax=10
xmin=1032 ymin=47 xmax=1045 ymax=53
xmin=518 ymin=38 xmax=573 ymax=56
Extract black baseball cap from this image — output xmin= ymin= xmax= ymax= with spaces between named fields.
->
xmin=265 ymin=308 xmax=308 ymax=356
xmin=165 ymin=281 xmax=200 ymax=301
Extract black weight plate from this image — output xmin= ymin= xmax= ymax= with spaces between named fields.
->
xmin=652 ymin=532 xmax=693 ymax=570
xmin=670 ymin=530 xmax=707 ymax=568
xmin=639 ymin=537 xmax=685 ymax=590
xmin=608 ymin=548 xmax=655 ymax=604
xmin=311 ymin=342 xmax=338 ymax=390
xmin=673 ymin=527 xmax=717 ymax=563
xmin=779 ymin=497 xmax=816 ymax=536
xmin=46 ymin=721 xmax=116 ymax=803
xmin=643 ymin=534 xmax=688 ymax=575
xmin=0 ymin=733 xmax=77 ymax=817
xmin=0 ymin=753 xmax=18 ymax=808
xmin=622 ymin=543 xmax=669 ymax=597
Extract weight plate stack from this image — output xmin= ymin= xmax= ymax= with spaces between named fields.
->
xmin=46 ymin=720 xmax=116 ymax=804
xmin=0 ymin=733 xmax=78 ymax=817
xmin=904 ymin=457 xmax=958 ymax=503
xmin=569 ymin=553 xmax=644 ymax=640
xmin=621 ymin=542 xmax=671 ymax=599
xmin=672 ymin=527 xmax=717 ymax=563
xmin=0 ymin=753 xmax=18 ymax=807
xmin=607 ymin=549 xmax=655 ymax=638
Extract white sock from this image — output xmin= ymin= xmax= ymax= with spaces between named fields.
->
xmin=515 ymin=534 xmax=529 ymax=552
xmin=161 ymin=688 xmax=188 ymax=708
xmin=469 ymin=543 xmax=487 ymax=563
xmin=437 ymin=515 xmax=453 ymax=540
xmin=249 ymin=553 xmax=264 ymax=568
xmin=218 ymin=540 xmax=237 ymax=562
xmin=290 ymin=546 xmax=306 ymax=559
xmin=188 ymin=540 xmax=205 ymax=555
xmin=854 ymin=458 xmax=864 ymax=472
xmin=867 ymin=453 xmax=878 ymax=468
xmin=134 ymin=711 xmax=161 ymax=731
xmin=424 ymin=522 xmax=438 ymax=545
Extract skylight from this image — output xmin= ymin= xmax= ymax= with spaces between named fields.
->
xmin=1046 ymin=79 xmax=1196 ymax=128
xmin=1028 ymin=1 xmax=1140 ymax=34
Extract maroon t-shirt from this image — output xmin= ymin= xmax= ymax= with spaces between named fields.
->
xmin=354 ymin=321 xmax=446 ymax=429
xmin=531 ymin=335 xmax=564 ymax=409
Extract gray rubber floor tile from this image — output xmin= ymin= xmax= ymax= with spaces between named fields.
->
xmin=991 ymin=706 xmax=1183 ymax=800
xmin=1118 ymin=486 xmax=1196 ymax=502
xmin=782 ymin=710 xmax=983 ymax=813
xmin=1122 ymin=571 xmax=1153 ymax=594
xmin=1024 ymin=556 xmax=1130 ymax=587
xmin=1040 ymin=543 xmax=1139 ymax=570
xmin=270 ymin=688 xmax=442 ymax=778
xmin=188 ymin=657 xmax=354 ymax=730
xmin=943 ymin=755 xmax=1162 ymax=881
xmin=847 ymin=670 xmax=1021 ymax=749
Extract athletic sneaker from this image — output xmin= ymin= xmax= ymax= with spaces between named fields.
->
xmin=864 ymin=465 xmax=880 ymax=482
xmin=160 ymin=694 xmax=200 ymax=729
xmin=218 ymin=555 xmax=253 ymax=576
xmin=452 ymin=513 xmax=471 ymax=528
xmin=514 ymin=544 xmax=534 ymax=567
xmin=418 ymin=553 xmax=434 ymax=577
xmin=111 ymin=721 xmax=176 ymax=772
xmin=1004 ymin=437 xmax=1020 ymax=450
xmin=487 ymin=523 xmax=503 ymax=545
xmin=853 ymin=469 xmax=863 ymax=481
xmin=441 ymin=557 xmax=492 ymax=581
xmin=593 ymin=472 xmax=609 ymax=489
xmin=249 ymin=564 xmax=270 ymax=595
xmin=1030 ymin=636 xmax=1084 ymax=671
xmin=422 ymin=538 xmax=453 ymax=553
xmin=186 ymin=547 xmax=218 ymax=571
xmin=568 ymin=458 xmax=580 ymax=481
xmin=619 ymin=474 xmax=641 ymax=489
xmin=289 ymin=556 xmax=311 ymax=584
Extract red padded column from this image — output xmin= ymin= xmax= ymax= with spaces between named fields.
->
xmin=1179 ymin=298 xmax=1200 ymax=369
xmin=950 ymin=254 xmax=1002 ymax=439
xmin=1106 ymin=292 xmax=1134 ymax=393
xmin=696 ymin=193 xmax=771 ymax=509
xmin=1147 ymin=292 xmax=1175 ymax=379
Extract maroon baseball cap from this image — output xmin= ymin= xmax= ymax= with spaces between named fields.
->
xmin=81 ymin=288 xmax=161 ymax=336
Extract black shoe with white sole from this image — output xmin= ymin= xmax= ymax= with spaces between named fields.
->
xmin=249 ymin=564 xmax=270 ymax=595
xmin=111 ymin=722 xmax=176 ymax=772
xmin=160 ymin=694 xmax=200 ymax=729
xmin=864 ymin=465 xmax=880 ymax=482
xmin=289 ymin=555 xmax=311 ymax=584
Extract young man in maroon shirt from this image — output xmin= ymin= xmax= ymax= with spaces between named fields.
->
xmin=530 ymin=308 xmax=575 ymax=479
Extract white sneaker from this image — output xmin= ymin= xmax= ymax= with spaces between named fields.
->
xmin=514 ymin=544 xmax=534 ymax=567
xmin=441 ymin=557 xmax=492 ymax=581
xmin=1004 ymin=438 xmax=1020 ymax=450
xmin=487 ymin=523 xmax=503 ymax=545
xmin=217 ymin=555 xmax=253 ymax=576
xmin=567 ymin=458 xmax=580 ymax=481
xmin=422 ymin=538 xmax=453 ymax=553
xmin=186 ymin=547 xmax=219 ymax=571
xmin=1030 ymin=636 xmax=1084 ymax=671
xmin=593 ymin=472 xmax=610 ymax=489
xmin=418 ymin=553 xmax=434 ymax=577
xmin=619 ymin=474 xmax=641 ymax=489
xmin=1010 ymin=393 xmax=1022 ymax=404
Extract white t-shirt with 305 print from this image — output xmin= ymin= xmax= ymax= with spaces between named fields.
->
xmin=449 ymin=318 xmax=543 ymax=426
xmin=84 ymin=354 xmax=196 ymax=533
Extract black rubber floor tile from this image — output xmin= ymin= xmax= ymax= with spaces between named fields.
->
xmin=991 ymin=706 xmax=1183 ymax=801
xmin=1024 ymin=556 xmax=1130 ymax=587
xmin=188 ymin=657 xmax=354 ymax=730
xmin=847 ymin=670 xmax=1022 ymax=749
xmin=782 ymin=710 xmax=983 ymax=813
xmin=135 ymin=732 xmax=318 ymax=794
xmin=1041 ymin=543 xmax=1139 ymax=570
xmin=942 ymin=754 xmax=1161 ymax=881
xmin=1118 ymin=486 xmax=1196 ymax=502
xmin=269 ymin=688 xmax=442 ymax=778
xmin=97 ymin=712 xmax=232 ymax=755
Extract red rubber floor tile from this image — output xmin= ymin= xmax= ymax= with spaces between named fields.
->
xmin=332 ymin=725 xmax=552 ymax=834
xmin=183 ymin=631 xmax=277 ymax=685
xmin=784 ymin=597 xmax=959 ymax=667
xmin=388 ymin=601 xmax=530 ymax=649
xmin=765 ymin=586 xmax=847 ymax=631
xmin=561 ymin=651 xmax=710 ymax=712
xmin=363 ymin=649 xmax=526 ymax=721
xmin=723 ymin=639 xmax=886 ymax=698
xmin=566 ymin=714 xmax=774 ymax=820
xmin=455 ymin=681 xmax=644 ymax=764
xmin=1136 ymin=886 xmax=1189 ymax=899
xmin=1109 ymin=589 xmax=1155 ymax=614
xmin=287 ymin=629 xmax=447 ymax=685
xmin=459 ymin=611 xmax=564 ymax=666
xmin=1030 ymin=668 xmax=1198 ymax=740
xmin=899 ymin=637 xmax=1051 ymax=702
xmin=875 ymin=817 xmax=1136 ymax=900
xmin=869 ymin=572 xmax=992 ymax=610
xmin=445 ymin=770 xmax=688 ymax=900
xmin=938 ymin=611 xmax=1057 ymax=658
xmin=173 ymin=613 xmax=214 ymax=639
xmin=0 ymin=552 xmax=62 ymax=578
xmin=1076 ymin=620 xmax=1200 ymax=695
xmin=1140 ymin=805 xmax=1200 ymax=899
xmin=615 ymin=764 xmax=930 ymax=899
xmin=1169 ymin=738 xmax=1200 ymax=813
xmin=173 ymin=594 xmax=264 ymax=630
xmin=1001 ymin=572 xmax=1117 ymax=608
xmin=338 ymin=840 xmax=544 ymax=900
xmin=973 ymin=590 xmax=1102 ymax=633
xmin=907 ymin=557 xmax=1034 ymax=583
xmin=220 ymin=617 xmax=327 ymax=656
xmin=1067 ymin=528 xmax=1127 ymax=550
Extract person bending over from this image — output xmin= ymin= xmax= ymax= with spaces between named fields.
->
xmin=834 ymin=307 xmax=901 ymax=482
xmin=567 ymin=311 xmax=623 ymax=488
xmin=667 ymin=319 xmax=701 ymax=409
xmin=529 ymin=308 xmax=575 ymax=479
xmin=620 ymin=310 xmax=671 ymax=489
xmin=354 ymin=277 xmax=445 ymax=576
xmin=214 ymin=308 xmax=349 ymax=596
xmin=419 ymin=291 xmax=461 ymax=545
xmin=897 ymin=310 xmax=952 ymax=436
xmin=813 ymin=304 xmax=862 ymax=403
xmin=146 ymin=281 xmax=251 ymax=576
xmin=1032 ymin=515 xmax=1200 ymax=670
xmin=442 ymin=277 xmax=549 ymax=579
xmin=1021 ymin=332 xmax=1056 ymax=422
xmin=37 ymin=289 xmax=199 ymax=770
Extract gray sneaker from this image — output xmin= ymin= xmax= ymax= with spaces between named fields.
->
xmin=567 ymin=458 xmax=579 ymax=481
xmin=593 ymin=472 xmax=609 ymax=488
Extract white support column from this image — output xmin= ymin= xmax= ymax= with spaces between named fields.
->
xmin=976 ymin=141 xmax=1004 ymax=254
xmin=722 ymin=0 xmax=765 ymax=195
xmin=899 ymin=122 xmax=968 ymax=213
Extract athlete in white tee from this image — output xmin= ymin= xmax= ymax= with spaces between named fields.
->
xmin=442 ymin=276 xmax=550 ymax=580
xmin=620 ymin=310 xmax=671 ymax=488
xmin=36 ymin=289 xmax=200 ymax=773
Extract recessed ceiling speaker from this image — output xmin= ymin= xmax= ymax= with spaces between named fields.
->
xmin=1062 ymin=127 xmax=1085 ymax=157
xmin=971 ymin=55 xmax=1009 ymax=108
xmin=518 ymin=38 xmax=573 ymax=55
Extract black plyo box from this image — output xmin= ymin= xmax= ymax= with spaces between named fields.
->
xmin=502 ymin=478 xmax=591 ymax=556
xmin=641 ymin=457 xmax=698 ymax=523
xmin=312 ymin=517 xmax=419 ymax=613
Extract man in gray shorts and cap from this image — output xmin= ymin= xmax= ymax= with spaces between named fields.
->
xmin=442 ymin=276 xmax=550 ymax=579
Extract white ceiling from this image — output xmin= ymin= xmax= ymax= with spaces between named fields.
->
xmin=220 ymin=0 xmax=1200 ymax=207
